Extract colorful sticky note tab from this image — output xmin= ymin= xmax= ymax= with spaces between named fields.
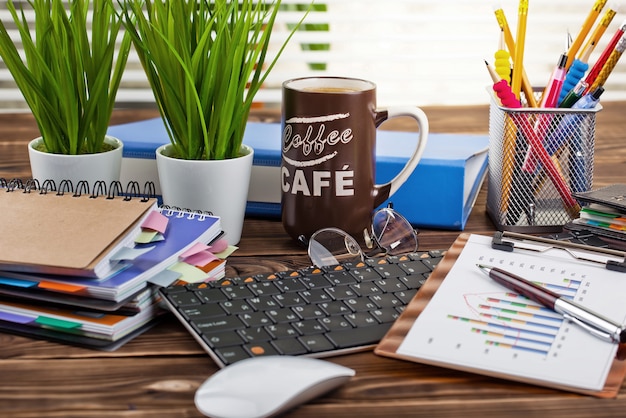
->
xmin=141 ymin=210 xmax=169 ymax=234
xmin=207 ymin=239 xmax=229 ymax=254
xmin=167 ymin=262 xmax=209 ymax=283
xmin=0 ymin=311 xmax=35 ymax=324
xmin=215 ymin=245 xmax=238 ymax=259
xmin=135 ymin=230 xmax=164 ymax=244
xmin=109 ymin=245 xmax=155 ymax=262
xmin=35 ymin=316 xmax=81 ymax=329
xmin=179 ymin=242 xmax=211 ymax=259
xmin=183 ymin=251 xmax=219 ymax=268
xmin=147 ymin=269 xmax=182 ymax=288
xmin=37 ymin=281 xmax=85 ymax=293
xmin=0 ymin=276 xmax=38 ymax=288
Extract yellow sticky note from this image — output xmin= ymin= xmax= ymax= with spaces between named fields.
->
xmin=135 ymin=230 xmax=164 ymax=244
xmin=167 ymin=261 xmax=208 ymax=283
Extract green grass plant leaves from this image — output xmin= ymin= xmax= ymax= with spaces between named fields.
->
xmin=121 ymin=0 xmax=308 ymax=160
xmin=0 ymin=0 xmax=131 ymax=155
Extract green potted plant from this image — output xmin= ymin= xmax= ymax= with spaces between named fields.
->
xmin=0 ymin=0 xmax=131 ymax=189
xmin=120 ymin=0 xmax=306 ymax=245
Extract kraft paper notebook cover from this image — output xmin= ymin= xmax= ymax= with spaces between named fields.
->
xmin=375 ymin=233 xmax=626 ymax=398
xmin=0 ymin=187 xmax=158 ymax=278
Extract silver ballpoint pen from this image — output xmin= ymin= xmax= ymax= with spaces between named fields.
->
xmin=477 ymin=264 xmax=626 ymax=344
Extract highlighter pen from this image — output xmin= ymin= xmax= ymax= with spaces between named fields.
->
xmin=476 ymin=264 xmax=626 ymax=344
xmin=522 ymin=53 xmax=568 ymax=172
xmin=539 ymin=53 xmax=568 ymax=108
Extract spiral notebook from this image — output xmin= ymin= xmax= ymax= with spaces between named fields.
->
xmin=0 ymin=182 xmax=158 ymax=278
xmin=6 ymin=206 xmax=225 ymax=302
xmin=0 ymin=180 xmax=223 ymax=303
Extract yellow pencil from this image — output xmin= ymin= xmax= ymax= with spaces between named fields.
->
xmin=565 ymin=0 xmax=607 ymax=70
xmin=511 ymin=0 xmax=529 ymax=101
xmin=578 ymin=7 xmax=616 ymax=63
xmin=494 ymin=6 xmax=537 ymax=107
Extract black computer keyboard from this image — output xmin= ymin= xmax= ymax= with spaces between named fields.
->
xmin=159 ymin=250 xmax=446 ymax=367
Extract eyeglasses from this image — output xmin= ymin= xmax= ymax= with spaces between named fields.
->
xmin=299 ymin=204 xmax=419 ymax=268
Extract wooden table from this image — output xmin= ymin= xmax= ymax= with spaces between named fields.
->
xmin=0 ymin=103 xmax=624 ymax=417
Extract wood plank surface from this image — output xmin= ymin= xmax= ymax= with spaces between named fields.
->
xmin=0 ymin=103 xmax=624 ymax=417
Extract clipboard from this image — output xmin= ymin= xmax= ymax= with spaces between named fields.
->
xmin=375 ymin=233 xmax=626 ymax=398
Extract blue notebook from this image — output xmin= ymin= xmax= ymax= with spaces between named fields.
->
xmin=0 ymin=207 xmax=222 ymax=302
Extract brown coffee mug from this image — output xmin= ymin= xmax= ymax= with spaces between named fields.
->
xmin=281 ymin=76 xmax=429 ymax=241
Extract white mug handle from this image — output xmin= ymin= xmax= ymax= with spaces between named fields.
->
xmin=373 ymin=106 xmax=429 ymax=207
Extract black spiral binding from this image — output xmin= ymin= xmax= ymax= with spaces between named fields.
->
xmin=1 ymin=177 xmax=214 ymax=218
xmin=0 ymin=178 xmax=157 ymax=202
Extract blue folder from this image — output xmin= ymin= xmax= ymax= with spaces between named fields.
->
xmin=108 ymin=119 xmax=489 ymax=230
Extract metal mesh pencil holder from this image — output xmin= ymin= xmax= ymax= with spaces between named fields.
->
xmin=486 ymin=91 xmax=601 ymax=233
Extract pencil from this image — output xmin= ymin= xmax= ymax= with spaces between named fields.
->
xmin=565 ymin=0 xmax=607 ymax=70
xmin=558 ymin=8 xmax=616 ymax=105
xmin=511 ymin=0 xmax=529 ymax=101
xmin=584 ymin=19 xmax=626 ymax=93
xmin=494 ymin=6 xmax=537 ymax=107
xmin=578 ymin=7 xmax=616 ymax=63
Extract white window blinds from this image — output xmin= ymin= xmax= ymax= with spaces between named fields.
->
xmin=1 ymin=0 xmax=625 ymax=110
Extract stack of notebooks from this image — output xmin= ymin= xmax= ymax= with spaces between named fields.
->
xmin=565 ymin=184 xmax=626 ymax=251
xmin=0 ymin=179 xmax=225 ymax=350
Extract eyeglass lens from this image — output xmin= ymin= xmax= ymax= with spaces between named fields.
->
xmin=371 ymin=208 xmax=418 ymax=255
xmin=308 ymin=227 xmax=362 ymax=268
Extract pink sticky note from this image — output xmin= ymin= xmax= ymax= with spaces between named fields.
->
xmin=207 ymin=239 xmax=229 ymax=254
xmin=141 ymin=211 xmax=169 ymax=234
xmin=183 ymin=250 xmax=219 ymax=267
xmin=179 ymin=242 xmax=211 ymax=259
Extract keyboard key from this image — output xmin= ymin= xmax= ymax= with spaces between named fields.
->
xmin=202 ymin=330 xmax=244 ymax=348
xmin=180 ymin=303 xmax=226 ymax=320
xmin=244 ymin=342 xmax=279 ymax=357
xmin=215 ymin=346 xmax=250 ymax=364
xmin=271 ymin=338 xmax=309 ymax=355
xmin=298 ymin=335 xmax=335 ymax=353
xmin=326 ymin=323 xmax=391 ymax=348
xmin=265 ymin=323 xmax=299 ymax=339
xmin=292 ymin=320 xmax=326 ymax=335
xmin=194 ymin=288 xmax=228 ymax=303
xmin=238 ymin=328 xmax=272 ymax=345
xmin=166 ymin=292 xmax=201 ymax=307
xmin=192 ymin=316 xmax=245 ymax=334
xmin=239 ymin=312 xmax=273 ymax=327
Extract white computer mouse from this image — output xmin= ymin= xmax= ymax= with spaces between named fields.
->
xmin=194 ymin=355 xmax=355 ymax=418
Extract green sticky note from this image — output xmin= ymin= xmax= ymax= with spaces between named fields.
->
xmin=36 ymin=316 xmax=81 ymax=330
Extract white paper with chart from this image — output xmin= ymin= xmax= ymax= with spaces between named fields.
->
xmin=395 ymin=234 xmax=626 ymax=392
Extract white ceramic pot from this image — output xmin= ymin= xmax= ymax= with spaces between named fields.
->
xmin=156 ymin=144 xmax=254 ymax=246
xmin=28 ymin=136 xmax=123 ymax=191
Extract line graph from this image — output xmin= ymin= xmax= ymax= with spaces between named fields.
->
xmin=448 ymin=277 xmax=582 ymax=356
